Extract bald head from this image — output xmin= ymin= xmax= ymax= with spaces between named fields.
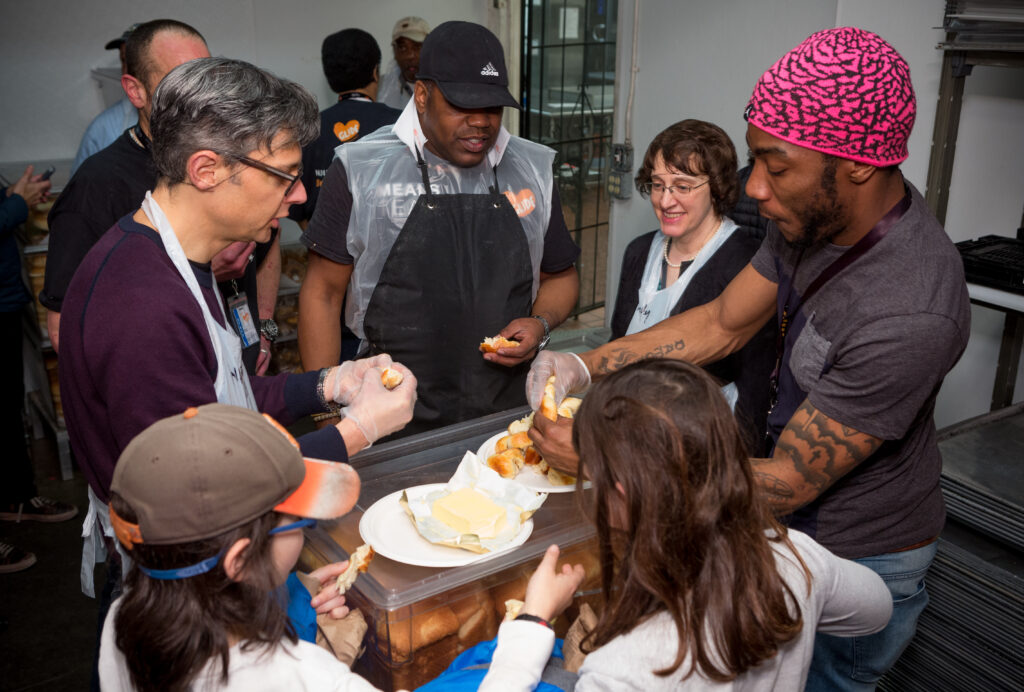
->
xmin=121 ymin=19 xmax=210 ymax=136
xmin=125 ymin=19 xmax=207 ymax=90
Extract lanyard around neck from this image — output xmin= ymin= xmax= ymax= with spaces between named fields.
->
xmin=768 ymin=191 xmax=912 ymax=410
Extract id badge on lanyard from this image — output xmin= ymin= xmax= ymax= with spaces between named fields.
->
xmin=226 ymin=280 xmax=259 ymax=348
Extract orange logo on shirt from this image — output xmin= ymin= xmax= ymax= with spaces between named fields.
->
xmin=504 ymin=189 xmax=536 ymax=217
xmin=333 ymin=120 xmax=360 ymax=142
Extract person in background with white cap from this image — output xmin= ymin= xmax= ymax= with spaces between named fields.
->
xmin=99 ymin=404 xmax=384 ymax=691
xmin=377 ymin=16 xmax=430 ymax=110
xmin=70 ymin=24 xmax=140 ymax=177
xmin=527 ymin=27 xmax=970 ymax=690
xmin=299 ymin=21 xmax=579 ymax=438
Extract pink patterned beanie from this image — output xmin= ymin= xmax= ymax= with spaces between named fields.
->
xmin=744 ymin=27 xmax=916 ymax=166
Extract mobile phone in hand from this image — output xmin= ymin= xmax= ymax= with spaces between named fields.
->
xmin=40 ymin=166 xmax=56 ymax=181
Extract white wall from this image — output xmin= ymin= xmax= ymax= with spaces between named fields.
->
xmin=609 ymin=0 xmax=1024 ymax=428
xmin=0 ymin=0 xmax=490 ymax=164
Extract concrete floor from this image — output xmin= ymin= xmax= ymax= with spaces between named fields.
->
xmin=1 ymin=435 xmax=95 ymax=692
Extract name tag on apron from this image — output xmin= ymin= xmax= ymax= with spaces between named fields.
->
xmin=228 ymin=292 xmax=259 ymax=348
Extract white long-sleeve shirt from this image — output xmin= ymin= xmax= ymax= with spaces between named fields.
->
xmin=480 ymin=530 xmax=892 ymax=691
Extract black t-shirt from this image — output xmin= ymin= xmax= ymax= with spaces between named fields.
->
xmin=288 ymin=96 xmax=402 ymax=223
xmin=303 ymin=156 xmax=580 ymax=273
xmin=42 ymin=127 xmax=273 ymax=374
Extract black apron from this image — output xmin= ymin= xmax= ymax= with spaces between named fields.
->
xmin=765 ymin=192 xmax=911 ymax=536
xmin=362 ymin=149 xmax=534 ymax=437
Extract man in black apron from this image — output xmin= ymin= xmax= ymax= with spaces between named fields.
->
xmin=300 ymin=21 xmax=580 ymax=437
xmin=528 ymin=28 xmax=970 ymax=691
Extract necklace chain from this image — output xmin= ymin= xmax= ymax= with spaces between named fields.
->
xmin=662 ymin=224 xmax=720 ymax=269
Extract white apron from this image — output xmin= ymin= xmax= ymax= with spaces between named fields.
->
xmin=625 ymin=218 xmax=740 ymax=411
xmin=80 ymin=192 xmax=258 ymax=596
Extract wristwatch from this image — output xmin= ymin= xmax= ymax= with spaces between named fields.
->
xmin=532 ymin=315 xmax=551 ymax=350
xmin=259 ymin=318 xmax=279 ymax=343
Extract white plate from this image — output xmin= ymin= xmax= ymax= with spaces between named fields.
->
xmin=358 ymin=484 xmax=533 ymax=568
xmin=476 ymin=431 xmax=584 ymax=493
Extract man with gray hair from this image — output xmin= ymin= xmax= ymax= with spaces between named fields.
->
xmin=44 ymin=19 xmax=281 ymax=377
xmin=58 ymin=57 xmax=416 ymax=681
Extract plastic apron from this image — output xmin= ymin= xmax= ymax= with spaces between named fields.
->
xmin=765 ymin=193 xmax=911 ymax=539
xmin=361 ymin=149 xmax=534 ymax=437
xmin=626 ymin=218 xmax=740 ymax=410
xmin=79 ymin=192 xmax=257 ymax=596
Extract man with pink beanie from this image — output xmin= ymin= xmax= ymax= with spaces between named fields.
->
xmin=526 ymin=27 xmax=970 ymax=689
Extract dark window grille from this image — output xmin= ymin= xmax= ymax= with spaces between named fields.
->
xmin=521 ymin=0 xmax=617 ymax=316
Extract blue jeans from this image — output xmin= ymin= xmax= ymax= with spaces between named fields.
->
xmin=804 ymin=540 xmax=938 ymax=692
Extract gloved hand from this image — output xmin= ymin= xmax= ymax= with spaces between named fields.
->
xmin=525 ymin=351 xmax=591 ymax=410
xmin=326 ymin=354 xmax=394 ymax=406
xmin=341 ymin=363 xmax=416 ymax=444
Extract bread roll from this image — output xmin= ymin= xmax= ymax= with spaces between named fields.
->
xmin=486 ymin=448 xmax=525 ymax=479
xmin=557 ymin=396 xmax=582 ymax=419
xmin=379 ymin=367 xmax=403 ymax=390
xmin=507 ymin=412 xmax=534 ymax=435
xmin=382 ymin=606 xmax=460 ymax=658
xmin=495 ymin=431 xmax=532 ymax=452
xmin=546 ymin=468 xmax=576 ymax=486
xmin=523 ymin=446 xmax=542 ymax=466
xmin=479 ymin=336 xmax=520 ymax=353
xmin=540 ymin=375 xmax=558 ymax=421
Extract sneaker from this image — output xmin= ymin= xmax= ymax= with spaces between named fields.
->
xmin=0 ymin=496 xmax=79 ymax=523
xmin=0 ymin=542 xmax=37 ymax=573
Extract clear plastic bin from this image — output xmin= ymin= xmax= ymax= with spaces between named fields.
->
xmin=300 ymin=409 xmax=600 ymax=690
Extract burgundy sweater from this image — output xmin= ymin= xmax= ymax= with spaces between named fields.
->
xmin=60 ymin=215 xmax=343 ymax=503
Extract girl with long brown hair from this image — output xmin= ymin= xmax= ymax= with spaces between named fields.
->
xmin=481 ymin=360 xmax=891 ymax=690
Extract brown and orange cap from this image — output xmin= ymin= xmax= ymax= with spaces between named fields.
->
xmin=110 ymin=404 xmax=359 ymax=550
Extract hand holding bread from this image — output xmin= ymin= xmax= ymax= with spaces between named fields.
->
xmin=327 ymin=354 xmax=394 ymax=405
xmin=526 ymin=351 xmax=590 ymax=411
xmin=341 ymin=363 xmax=417 ymax=444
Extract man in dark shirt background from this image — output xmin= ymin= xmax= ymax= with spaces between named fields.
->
xmin=289 ymin=27 xmax=401 ymax=227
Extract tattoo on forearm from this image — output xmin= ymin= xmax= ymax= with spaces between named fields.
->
xmin=593 ymin=338 xmax=687 ymax=375
xmin=753 ymin=471 xmax=795 ymax=507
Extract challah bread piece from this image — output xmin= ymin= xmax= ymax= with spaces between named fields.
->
xmin=486 ymin=448 xmax=525 ymax=479
xmin=495 ymin=431 xmax=532 ymax=452
xmin=335 ymin=544 xmax=374 ymax=594
xmin=380 ymin=367 xmax=404 ymax=390
xmin=479 ymin=336 xmax=520 ymax=353
xmin=539 ymin=375 xmax=558 ymax=421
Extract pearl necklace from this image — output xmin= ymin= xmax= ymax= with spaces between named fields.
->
xmin=662 ymin=237 xmax=689 ymax=268
xmin=663 ymin=226 xmax=719 ymax=269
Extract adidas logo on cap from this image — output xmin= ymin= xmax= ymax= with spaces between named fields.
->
xmin=480 ymin=62 xmax=499 ymax=77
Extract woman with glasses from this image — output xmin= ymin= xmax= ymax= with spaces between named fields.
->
xmin=610 ymin=120 xmax=775 ymax=448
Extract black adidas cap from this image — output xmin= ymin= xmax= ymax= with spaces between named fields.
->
xmin=416 ymin=21 xmax=521 ymax=111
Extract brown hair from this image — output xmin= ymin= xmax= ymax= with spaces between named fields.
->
xmin=572 ymin=360 xmax=808 ymax=681
xmin=635 ymin=119 xmax=739 ymax=217
xmin=110 ymin=493 xmax=295 ymax=691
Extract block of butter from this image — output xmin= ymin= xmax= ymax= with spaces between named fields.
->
xmin=431 ymin=488 xmax=508 ymax=539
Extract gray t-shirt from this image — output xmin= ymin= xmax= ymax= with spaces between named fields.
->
xmin=750 ymin=183 xmax=970 ymax=558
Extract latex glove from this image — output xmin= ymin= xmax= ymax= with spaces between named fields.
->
xmin=525 ymin=351 xmax=591 ymax=410
xmin=523 ymin=545 xmax=586 ymax=622
xmin=341 ymin=363 xmax=416 ymax=444
xmin=326 ymin=354 xmax=394 ymax=406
